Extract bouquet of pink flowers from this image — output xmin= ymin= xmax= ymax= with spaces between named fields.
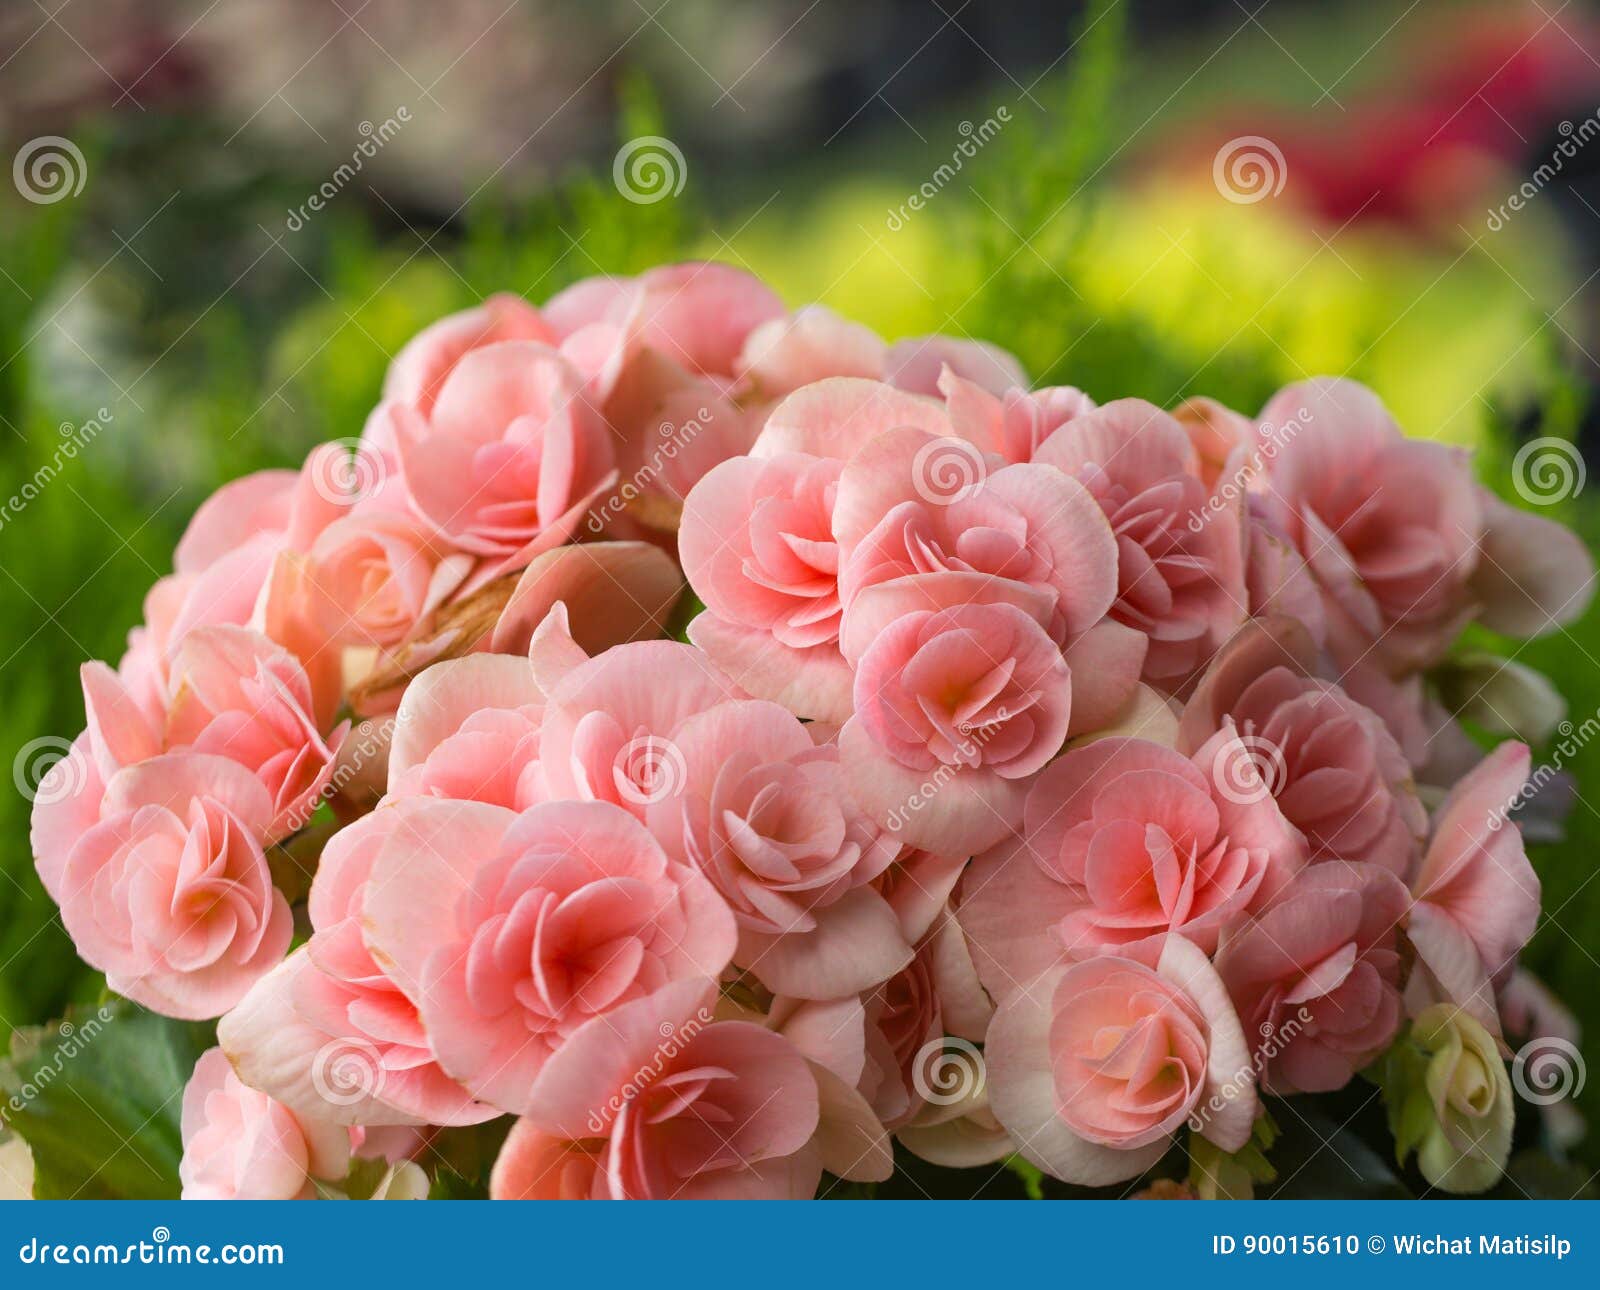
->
xmin=27 ymin=261 xmax=1596 ymax=1200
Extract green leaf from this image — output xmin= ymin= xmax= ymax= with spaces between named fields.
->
xmin=0 ymin=1000 xmax=213 ymax=1198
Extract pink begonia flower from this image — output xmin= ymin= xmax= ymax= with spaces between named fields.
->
xmin=492 ymin=979 xmax=821 ymax=1199
xmin=837 ymin=576 xmax=1074 ymax=855
xmin=488 ymin=541 xmax=683 ymax=657
xmin=219 ymin=800 xmax=497 ymax=1128
xmin=384 ymin=598 xmax=653 ymax=811
xmin=180 ymin=1048 xmax=350 ymax=1200
xmin=1250 ymin=379 xmax=1485 ymax=676
xmin=377 ymin=341 xmax=615 ymax=588
xmin=752 ymin=377 xmax=953 ymax=460
xmin=940 ymin=367 xmax=1096 ymax=465
xmin=361 ymin=798 xmax=736 ymax=1115
xmin=735 ymin=305 xmax=888 ymax=400
xmin=1242 ymin=504 xmax=1328 ymax=649
xmin=539 ymin=264 xmax=785 ymax=533
xmin=883 ymin=334 xmax=1027 ymax=399
xmin=1177 ymin=618 xmax=1425 ymax=875
xmin=1470 ymin=489 xmax=1595 ymax=640
xmin=1407 ymin=741 xmax=1539 ymax=1016
xmin=679 ymin=452 xmax=852 ymax=721
xmin=961 ymin=735 xmax=1304 ymax=995
xmin=300 ymin=509 xmax=450 ymax=650
xmin=162 ymin=626 xmax=348 ymax=840
xmin=831 ymin=426 xmax=1121 ymax=648
xmin=645 ymin=698 xmax=910 ymax=999
xmin=1216 ymin=860 xmax=1409 ymax=1094
xmin=57 ymin=754 xmax=293 ymax=1019
xmin=534 ymin=638 xmax=745 ymax=822
xmin=985 ymin=935 xmax=1255 ymax=1186
xmin=382 ymin=293 xmax=557 ymax=418
xmin=860 ymin=910 xmax=993 ymax=1132
xmin=874 ymin=849 xmax=970 ymax=945
xmin=1033 ymin=398 xmax=1247 ymax=690
xmin=1170 ymin=396 xmax=1253 ymax=491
